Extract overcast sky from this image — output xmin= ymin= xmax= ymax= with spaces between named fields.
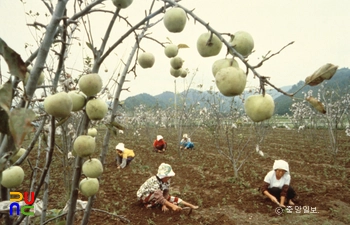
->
xmin=1 ymin=0 xmax=349 ymax=100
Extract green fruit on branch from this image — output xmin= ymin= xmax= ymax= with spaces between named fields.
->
xmin=170 ymin=67 xmax=182 ymax=77
xmin=72 ymin=148 xmax=77 ymax=157
xmin=86 ymin=98 xmax=108 ymax=120
xmin=79 ymin=178 xmax=99 ymax=197
xmin=163 ymin=8 xmax=187 ymax=33
xmin=68 ymin=91 xmax=86 ymax=112
xmin=73 ymin=135 xmax=96 ymax=157
xmin=78 ymin=73 xmax=103 ymax=97
xmin=1 ymin=166 xmax=25 ymax=188
xmin=10 ymin=148 xmax=26 ymax=163
xmin=23 ymin=66 xmax=45 ymax=86
xmin=170 ymin=56 xmax=183 ymax=69
xmin=82 ymin=158 xmax=103 ymax=178
xmin=138 ymin=52 xmax=155 ymax=68
xmin=229 ymin=31 xmax=254 ymax=57
xmin=111 ymin=0 xmax=133 ymax=8
xmin=44 ymin=92 xmax=73 ymax=118
xmin=244 ymin=94 xmax=275 ymax=122
xmin=164 ymin=44 xmax=179 ymax=58
xmin=215 ymin=67 xmax=246 ymax=96
xmin=180 ymin=69 xmax=187 ymax=78
xmin=87 ymin=128 xmax=98 ymax=137
xmin=212 ymin=58 xmax=239 ymax=77
xmin=197 ymin=32 xmax=223 ymax=57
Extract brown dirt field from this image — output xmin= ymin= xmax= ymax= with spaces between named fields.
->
xmin=11 ymin=127 xmax=350 ymax=224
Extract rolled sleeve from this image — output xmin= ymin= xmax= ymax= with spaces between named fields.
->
xmin=281 ymin=184 xmax=289 ymax=197
xmin=261 ymin=182 xmax=269 ymax=194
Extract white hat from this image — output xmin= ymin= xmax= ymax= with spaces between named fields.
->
xmin=273 ymin=159 xmax=289 ymax=173
xmin=156 ymin=135 xmax=163 ymax=141
xmin=157 ymin=163 xmax=175 ymax=179
xmin=183 ymin=134 xmax=188 ymax=138
xmin=115 ymin=143 xmax=125 ymax=152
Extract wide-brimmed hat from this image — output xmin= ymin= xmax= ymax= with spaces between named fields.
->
xmin=156 ymin=135 xmax=163 ymax=141
xmin=157 ymin=163 xmax=175 ymax=179
xmin=115 ymin=143 xmax=125 ymax=152
xmin=183 ymin=134 xmax=188 ymax=138
xmin=273 ymin=159 xmax=289 ymax=173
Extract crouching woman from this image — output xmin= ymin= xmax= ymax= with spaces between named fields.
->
xmin=261 ymin=159 xmax=297 ymax=207
xmin=180 ymin=134 xmax=194 ymax=150
xmin=137 ymin=163 xmax=199 ymax=212
xmin=115 ymin=143 xmax=135 ymax=169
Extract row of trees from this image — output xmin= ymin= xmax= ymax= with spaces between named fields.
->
xmin=122 ymin=74 xmax=349 ymax=175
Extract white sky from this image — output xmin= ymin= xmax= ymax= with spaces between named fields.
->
xmin=1 ymin=0 xmax=349 ymax=100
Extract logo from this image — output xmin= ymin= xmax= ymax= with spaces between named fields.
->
xmin=9 ymin=192 xmax=35 ymax=216
xmin=275 ymin=207 xmax=284 ymax=215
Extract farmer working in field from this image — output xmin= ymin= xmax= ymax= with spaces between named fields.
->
xmin=153 ymin=135 xmax=167 ymax=153
xmin=115 ymin=143 xmax=135 ymax=169
xmin=260 ymin=159 xmax=296 ymax=207
xmin=137 ymin=163 xmax=199 ymax=212
xmin=179 ymin=133 xmax=194 ymax=150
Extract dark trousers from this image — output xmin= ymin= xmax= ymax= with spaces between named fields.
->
xmin=268 ymin=186 xmax=296 ymax=201
xmin=115 ymin=156 xmax=134 ymax=166
xmin=155 ymin=144 xmax=166 ymax=150
xmin=126 ymin=157 xmax=134 ymax=165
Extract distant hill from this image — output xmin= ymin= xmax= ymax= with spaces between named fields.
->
xmin=122 ymin=67 xmax=349 ymax=114
xmin=122 ymin=85 xmax=292 ymax=111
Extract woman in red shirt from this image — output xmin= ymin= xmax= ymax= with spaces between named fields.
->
xmin=153 ymin=135 xmax=167 ymax=153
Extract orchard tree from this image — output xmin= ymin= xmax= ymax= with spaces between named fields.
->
xmin=290 ymin=82 xmax=350 ymax=160
xmin=0 ymin=0 xmax=339 ymax=224
xmin=198 ymin=86 xmax=271 ymax=178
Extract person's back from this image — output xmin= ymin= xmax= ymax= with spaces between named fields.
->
xmin=118 ymin=148 xmax=135 ymax=158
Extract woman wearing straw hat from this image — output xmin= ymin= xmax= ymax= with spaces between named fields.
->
xmin=137 ymin=163 xmax=199 ymax=212
xmin=115 ymin=143 xmax=135 ymax=169
xmin=260 ymin=159 xmax=297 ymax=207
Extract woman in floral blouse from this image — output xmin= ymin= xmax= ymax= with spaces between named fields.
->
xmin=137 ymin=163 xmax=199 ymax=212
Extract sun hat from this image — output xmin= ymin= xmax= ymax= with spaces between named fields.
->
xmin=157 ymin=163 xmax=175 ymax=179
xmin=183 ymin=134 xmax=188 ymax=138
xmin=156 ymin=135 xmax=163 ymax=141
xmin=273 ymin=159 xmax=289 ymax=173
xmin=115 ymin=143 xmax=125 ymax=152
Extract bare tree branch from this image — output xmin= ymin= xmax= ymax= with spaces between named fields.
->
xmin=14 ymin=117 xmax=56 ymax=225
xmin=97 ymin=4 xmax=173 ymax=70
xmin=96 ymin=7 xmax=121 ymax=61
xmin=253 ymin=41 xmax=294 ymax=69
xmin=68 ymin=0 xmax=105 ymax=23
xmin=41 ymin=0 xmax=54 ymax=15
xmin=24 ymin=0 xmax=69 ymax=104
